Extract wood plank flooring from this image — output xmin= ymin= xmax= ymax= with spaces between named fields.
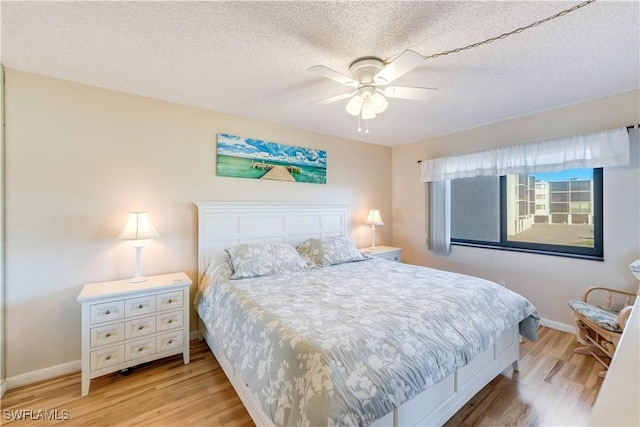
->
xmin=1 ymin=327 xmax=604 ymax=426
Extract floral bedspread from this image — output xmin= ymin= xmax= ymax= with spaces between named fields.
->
xmin=195 ymin=257 xmax=539 ymax=427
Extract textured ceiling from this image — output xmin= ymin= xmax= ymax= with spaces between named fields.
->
xmin=1 ymin=1 xmax=639 ymax=146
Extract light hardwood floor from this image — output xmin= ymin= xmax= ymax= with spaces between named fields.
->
xmin=1 ymin=327 xmax=604 ymax=426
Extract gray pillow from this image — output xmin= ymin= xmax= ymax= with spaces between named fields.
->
xmin=226 ymin=243 xmax=309 ymax=279
xmin=296 ymin=236 xmax=367 ymax=267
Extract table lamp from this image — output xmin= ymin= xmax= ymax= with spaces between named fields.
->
xmin=366 ymin=209 xmax=384 ymax=249
xmin=119 ymin=211 xmax=159 ymax=283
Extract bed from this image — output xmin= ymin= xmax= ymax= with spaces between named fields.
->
xmin=194 ymin=202 xmax=539 ymax=426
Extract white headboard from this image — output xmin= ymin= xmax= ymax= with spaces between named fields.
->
xmin=195 ymin=202 xmax=349 ymax=281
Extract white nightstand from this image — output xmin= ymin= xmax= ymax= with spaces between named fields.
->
xmin=360 ymin=246 xmax=403 ymax=262
xmin=77 ymin=272 xmax=192 ymax=396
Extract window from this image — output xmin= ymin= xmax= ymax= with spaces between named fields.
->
xmin=451 ymin=168 xmax=603 ymax=259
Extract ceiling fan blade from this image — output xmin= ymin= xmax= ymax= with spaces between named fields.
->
xmin=374 ymin=50 xmax=425 ymax=85
xmin=308 ymin=65 xmax=359 ymax=87
xmin=308 ymin=92 xmax=355 ymax=106
xmin=383 ymin=86 xmax=438 ymax=101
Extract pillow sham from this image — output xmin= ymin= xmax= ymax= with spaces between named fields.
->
xmin=296 ymin=235 xmax=367 ymax=267
xmin=198 ymin=254 xmax=233 ymax=293
xmin=225 ymin=243 xmax=309 ymax=279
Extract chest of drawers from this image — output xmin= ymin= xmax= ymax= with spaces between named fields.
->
xmin=77 ymin=272 xmax=192 ymax=396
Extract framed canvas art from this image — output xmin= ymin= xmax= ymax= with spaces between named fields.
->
xmin=216 ymin=133 xmax=327 ymax=184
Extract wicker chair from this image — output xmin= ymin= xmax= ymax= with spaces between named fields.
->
xmin=568 ymin=286 xmax=636 ymax=377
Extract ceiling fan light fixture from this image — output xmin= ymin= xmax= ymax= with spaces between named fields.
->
xmin=370 ymin=91 xmax=388 ymax=114
xmin=345 ymin=94 xmax=364 ymax=116
xmin=311 ymin=51 xmax=435 ymax=131
xmin=361 ymin=98 xmax=376 ymax=120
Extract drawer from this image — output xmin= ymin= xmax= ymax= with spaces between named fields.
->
xmin=157 ymin=310 xmax=183 ymax=332
xmin=459 ymin=345 xmax=494 ymax=387
xmin=90 ymin=323 xmax=124 ymax=348
xmin=90 ymin=345 xmax=124 ymax=370
xmin=156 ymin=291 xmax=183 ymax=312
xmin=125 ymin=316 xmax=156 ymax=339
xmin=496 ymin=327 xmax=516 ymax=355
xmin=90 ymin=301 xmax=124 ymax=325
xmin=156 ymin=330 xmax=183 ymax=352
xmin=125 ymin=296 xmax=155 ymax=317
xmin=125 ymin=337 xmax=156 ymax=361
xmin=398 ymin=374 xmax=455 ymax=426
xmin=381 ymin=253 xmax=401 ymax=262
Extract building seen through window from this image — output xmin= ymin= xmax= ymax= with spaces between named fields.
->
xmin=451 ymin=168 xmax=602 ymax=258
xmin=506 ymin=169 xmax=595 ymax=248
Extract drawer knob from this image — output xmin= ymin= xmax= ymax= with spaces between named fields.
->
xmin=138 ymin=325 xmax=144 ymax=330
xmin=168 ymin=319 xmax=173 ymax=324
xmin=137 ymin=304 xmax=143 ymax=309
xmin=105 ymin=310 xmax=111 ymax=315
xmin=105 ymin=355 xmax=111 ymax=361
xmin=138 ymin=346 xmax=144 ymax=352
xmin=167 ymin=299 xmax=173 ymax=304
xmin=105 ymin=332 xmax=111 ymax=338
xmin=167 ymin=340 xmax=173 ymax=344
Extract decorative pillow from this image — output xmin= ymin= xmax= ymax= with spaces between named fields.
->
xmin=225 ymin=243 xmax=308 ymax=280
xmin=297 ymin=236 xmax=367 ymax=267
xmin=296 ymin=238 xmax=325 ymax=267
xmin=272 ymin=243 xmax=311 ymax=272
xmin=199 ymin=254 xmax=233 ymax=292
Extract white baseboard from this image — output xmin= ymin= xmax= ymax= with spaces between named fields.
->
xmin=6 ymin=332 xmax=201 ymax=391
xmin=5 ymin=360 xmax=80 ymax=391
xmin=540 ymin=318 xmax=575 ymax=334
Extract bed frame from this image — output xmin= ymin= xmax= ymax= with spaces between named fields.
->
xmin=195 ymin=201 xmax=520 ymax=426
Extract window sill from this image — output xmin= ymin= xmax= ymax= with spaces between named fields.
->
xmin=451 ymin=241 xmax=604 ymax=261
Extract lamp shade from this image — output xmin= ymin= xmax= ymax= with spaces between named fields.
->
xmin=345 ymin=94 xmax=364 ymax=116
xmin=119 ymin=212 xmax=159 ymax=240
xmin=370 ymin=91 xmax=389 ymax=114
xmin=361 ymin=98 xmax=377 ymax=120
xmin=366 ymin=210 xmax=384 ymax=226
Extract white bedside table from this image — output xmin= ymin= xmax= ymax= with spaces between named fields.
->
xmin=360 ymin=246 xmax=403 ymax=262
xmin=77 ymin=272 xmax=192 ymax=396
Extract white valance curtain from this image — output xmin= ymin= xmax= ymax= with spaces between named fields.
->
xmin=423 ymin=127 xmax=631 ymax=255
xmin=420 ymin=127 xmax=630 ymax=183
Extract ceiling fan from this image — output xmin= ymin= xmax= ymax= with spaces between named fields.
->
xmin=308 ymin=50 xmax=437 ymax=121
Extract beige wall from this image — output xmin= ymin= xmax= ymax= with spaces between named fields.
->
xmin=3 ymin=69 xmax=393 ymax=378
xmin=1 ymin=67 xmax=5 ymax=391
xmin=392 ymin=90 xmax=640 ymax=329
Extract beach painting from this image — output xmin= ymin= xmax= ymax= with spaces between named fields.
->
xmin=216 ymin=133 xmax=327 ymax=184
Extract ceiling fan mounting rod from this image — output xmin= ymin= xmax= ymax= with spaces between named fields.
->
xmin=349 ymin=57 xmax=385 ymax=84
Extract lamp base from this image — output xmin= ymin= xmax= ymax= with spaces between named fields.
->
xmin=371 ymin=227 xmax=377 ymax=249
xmin=129 ymin=276 xmax=147 ymax=283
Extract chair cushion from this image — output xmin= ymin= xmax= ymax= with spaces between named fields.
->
xmin=568 ymin=300 xmax=622 ymax=332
